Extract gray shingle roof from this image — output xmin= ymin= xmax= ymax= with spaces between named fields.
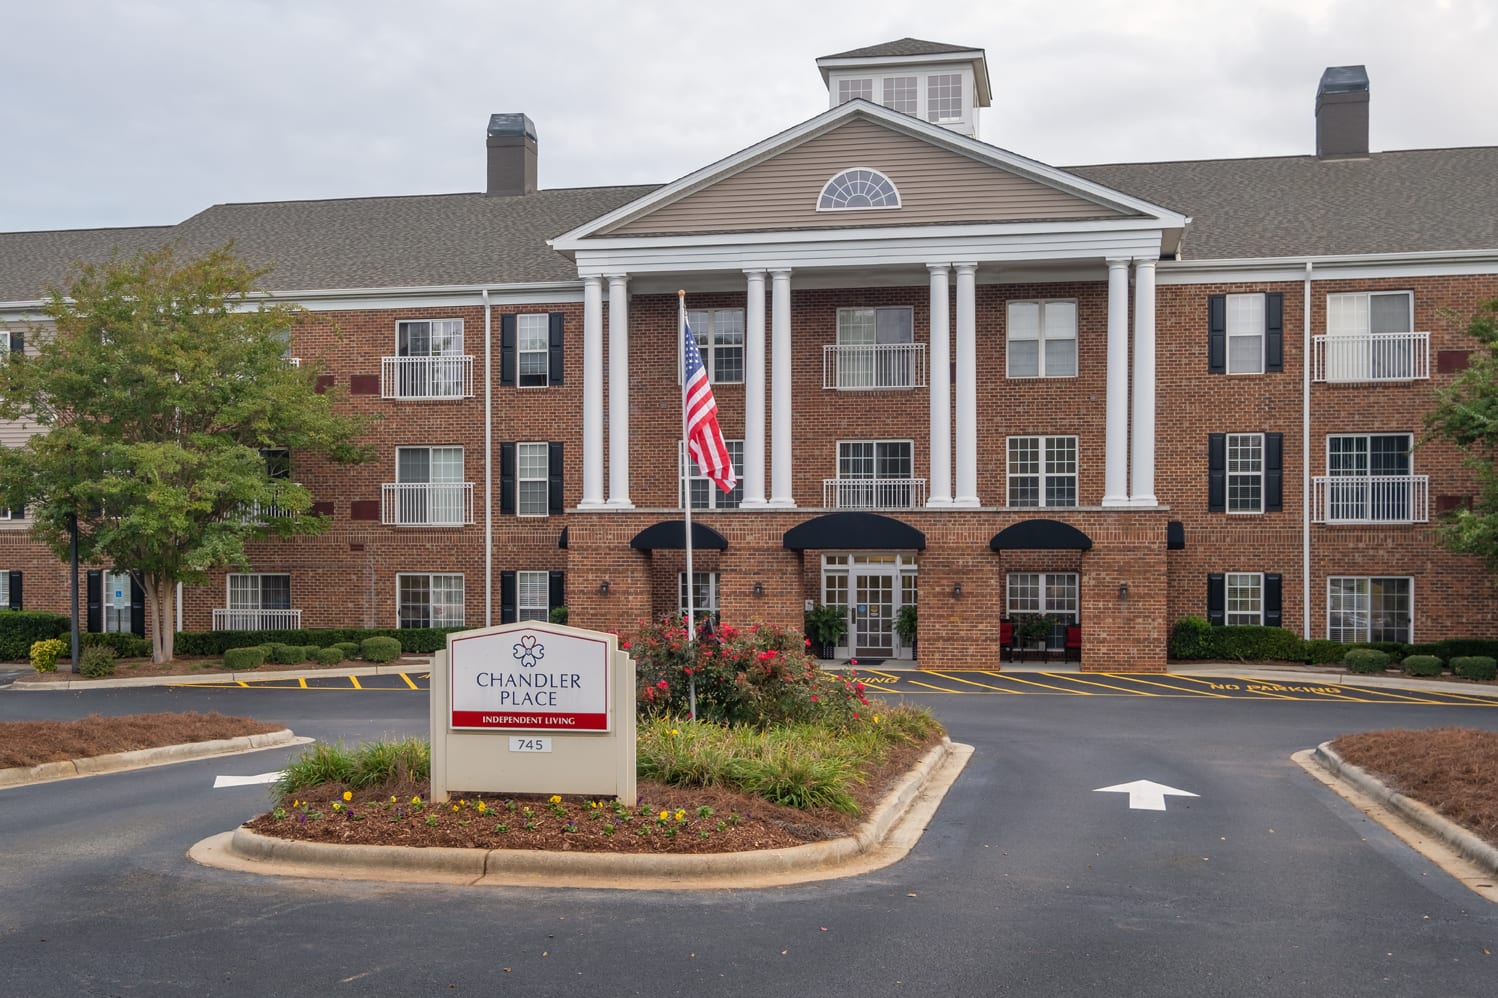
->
xmin=819 ymin=38 xmax=980 ymax=60
xmin=0 ymin=225 xmax=177 ymax=303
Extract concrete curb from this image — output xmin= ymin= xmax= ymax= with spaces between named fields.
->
xmin=0 ymin=728 xmax=303 ymax=790
xmin=10 ymin=659 xmax=434 ymax=691
xmin=193 ymin=738 xmax=974 ymax=889
xmin=1310 ymin=740 xmax=1498 ymax=877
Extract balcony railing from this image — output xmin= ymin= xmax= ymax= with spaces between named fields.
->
xmin=212 ymin=608 xmax=302 ymax=631
xmin=380 ymin=355 xmax=475 ymax=400
xmin=1312 ymin=332 xmax=1429 ymax=383
xmin=823 ymin=477 xmax=928 ymax=510
xmin=237 ymin=483 xmax=301 ymax=525
xmin=1312 ymin=475 xmax=1429 ymax=523
xmin=381 ymin=482 xmax=475 ymax=526
xmin=822 ymin=343 xmax=927 ymax=390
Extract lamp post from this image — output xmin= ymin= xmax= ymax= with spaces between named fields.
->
xmin=69 ymin=508 xmax=79 ymax=672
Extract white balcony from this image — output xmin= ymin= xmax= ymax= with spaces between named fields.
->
xmin=823 ymin=477 xmax=927 ymax=510
xmin=212 ymin=608 xmax=303 ymax=631
xmin=1313 ymin=332 xmax=1429 ymax=383
xmin=237 ymin=484 xmax=301 ymax=525
xmin=380 ymin=355 xmax=475 ymax=400
xmin=1312 ymin=475 xmax=1429 ymax=524
xmin=822 ymin=343 xmax=927 ymax=390
xmin=381 ymin=482 xmax=475 ymax=526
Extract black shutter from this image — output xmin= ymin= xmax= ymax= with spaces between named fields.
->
xmin=1206 ymin=573 xmax=1225 ymax=626
xmin=500 ymin=443 xmax=516 ymax=515
xmin=86 ymin=570 xmax=101 ymax=632
xmin=548 ymin=442 xmax=564 ymax=514
xmin=1208 ymin=295 xmax=1226 ymax=373
xmin=1208 ymin=434 xmax=1226 ymax=512
xmin=548 ymin=313 xmax=565 ymax=385
xmin=1264 ymin=432 xmax=1284 ymax=512
xmin=548 ymin=571 xmax=565 ymax=614
xmin=1263 ymin=574 xmax=1283 ymax=627
xmin=7 ymin=570 xmax=20 ymax=610
xmin=500 ymin=314 xmax=517 ymax=387
xmin=1265 ymin=293 xmax=1284 ymax=373
xmin=9 ymin=332 xmax=22 ymax=353
xmin=129 ymin=574 xmax=146 ymax=637
xmin=10 ymin=504 xmax=23 ymax=520
xmin=500 ymin=571 xmax=517 ymax=624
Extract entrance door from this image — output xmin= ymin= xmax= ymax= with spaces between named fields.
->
xmin=852 ymin=571 xmax=895 ymax=658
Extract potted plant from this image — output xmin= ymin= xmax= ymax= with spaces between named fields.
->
xmin=1016 ymin=613 xmax=1055 ymax=651
xmin=804 ymin=604 xmax=848 ymax=659
xmin=895 ymin=604 xmax=918 ymax=655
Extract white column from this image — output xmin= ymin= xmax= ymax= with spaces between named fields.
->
xmin=926 ymin=263 xmax=953 ymax=507
xmin=742 ymin=269 xmax=768 ymax=507
xmin=606 ymin=274 xmax=632 ymax=508
xmin=580 ymin=276 xmax=604 ymax=507
xmin=953 ymin=262 xmax=979 ymax=507
xmin=1103 ymin=258 xmax=1131 ymax=507
xmin=1130 ymin=259 xmax=1158 ymax=506
xmin=768 ymin=269 xmax=795 ymax=507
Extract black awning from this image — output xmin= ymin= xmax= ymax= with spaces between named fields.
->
xmin=989 ymin=518 xmax=1093 ymax=551
xmin=782 ymin=512 xmax=926 ymax=551
xmin=629 ymin=520 xmax=729 ymax=551
xmin=557 ymin=526 xmax=569 ymax=549
xmin=1167 ymin=520 xmax=1185 ymax=550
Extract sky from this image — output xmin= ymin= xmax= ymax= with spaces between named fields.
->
xmin=3 ymin=0 xmax=1495 ymax=233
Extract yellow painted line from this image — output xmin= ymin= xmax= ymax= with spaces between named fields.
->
xmin=923 ymin=672 xmax=1017 ymax=693
xmin=1041 ymin=673 xmax=1158 ymax=696
xmin=859 ymin=668 xmax=902 ymax=680
xmin=298 ymin=677 xmax=307 ymax=689
xmin=905 ymin=679 xmax=979 ymax=694
xmin=1322 ymin=685 xmax=1451 ymax=706
xmin=1419 ymin=689 xmax=1498 ymax=705
xmin=400 ymin=672 xmax=419 ymax=690
xmin=978 ymin=672 xmax=1089 ymax=695
xmin=1102 ymin=674 xmax=1234 ymax=698
xmin=348 ymin=675 xmax=362 ymax=690
xmin=1169 ymin=675 xmax=1301 ymax=700
xmin=236 ymin=679 xmax=249 ymax=688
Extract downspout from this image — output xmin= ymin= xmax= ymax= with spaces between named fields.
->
xmin=1302 ymin=261 xmax=1313 ymax=639
xmin=483 ymin=288 xmax=493 ymax=627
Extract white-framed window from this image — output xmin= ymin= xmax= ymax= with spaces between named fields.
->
xmin=1327 ymin=291 xmax=1412 ymax=339
xmin=1006 ymin=436 xmax=1078 ymax=507
xmin=1006 ymin=572 xmax=1079 ymax=646
xmin=837 ymin=78 xmax=873 ymax=104
xmin=687 ymin=309 xmax=744 ymax=384
xmin=817 ymin=169 xmax=901 ymax=211
xmin=0 ymin=571 xmax=8 ymax=605
xmin=394 ymin=318 xmax=465 ymax=397
xmin=1226 ymin=572 xmax=1263 ymax=625
xmin=1327 ymin=433 xmax=1412 ymax=521
xmin=516 ymin=314 xmax=549 ymax=388
xmin=836 ymin=306 xmax=914 ymax=388
xmin=228 ymin=574 xmax=291 ymax=611
xmin=1227 ymin=433 xmax=1264 ymax=514
xmin=882 ymin=75 xmax=917 ymax=114
xmin=839 ymin=440 xmax=913 ymax=479
xmin=397 ymin=319 xmax=463 ymax=357
xmin=0 ymin=330 xmax=11 ymax=354
xmin=681 ymin=439 xmax=743 ymax=510
xmin=517 ymin=570 xmax=550 ymax=623
xmin=1325 ymin=290 xmax=1416 ymax=380
xmin=678 ymin=572 xmax=720 ymax=622
xmin=517 ymin=442 xmax=549 ymax=517
xmin=397 ymin=573 xmax=464 ymax=629
xmin=1007 ymin=300 xmax=1077 ymax=378
xmin=1226 ymin=294 xmax=1265 ymax=374
xmin=926 ymin=73 xmax=964 ymax=122
xmin=1328 ymin=576 xmax=1412 ymax=643
xmin=396 ymin=446 xmax=464 ymax=525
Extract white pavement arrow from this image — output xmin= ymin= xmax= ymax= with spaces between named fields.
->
xmin=1093 ymin=780 xmax=1199 ymax=811
xmin=213 ymin=771 xmax=285 ymax=789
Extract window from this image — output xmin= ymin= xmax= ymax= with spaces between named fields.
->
xmin=1227 ymin=434 xmax=1264 ymax=513
xmin=398 ymin=319 xmax=463 ymax=358
xmin=229 ymin=574 xmax=291 ymax=612
xmin=817 ymin=169 xmax=901 ymax=211
xmin=1226 ymin=294 xmax=1264 ymax=374
xmin=1006 ymin=573 xmax=1078 ymax=647
xmin=1327 ymin=433 xmax=1412 ymax=521
xmin=398 ymin=573 xmax=464 ymax=628
xmin=836 ymin=306 xmax=914 ymax=388
xmin=396 ymin=446 xmax=465 ymax=525
xmin=837 ymin=78 xmax=873 ymax=104
xmin=1007 ymin=300 xmax=1077 ymax=378
xmin=687 ymin=309 xmax=744 ymax=384
xmin=1328 ymin=576 xmax=1412 ymax=643
xmin=882 ymin=75 xmax=917 ymax=114
xmin=1225 ymin=573 xmax=1263 ymax=625
xmin=834 ymin=440 xmax=917 ymax=508
xmin=1209 ymin=292 xmax=1283 ymax=375
xmin=517 ymin=571 xmax=550 ymax=623
xmin=517 ymin=442 xmax=549 ymax=516
xmin=104 ymin=569 xmax=133 ymax=634
xmin=0 ymin=571 xmax=8 ymax=607
xmin=682 ymin=439 xmax=743 ymax=509
xmin=517 ymin=314 xmax=549 ymax=387
xmin=395 ymin=319 xmax=464 ymax=397
xmin=1006 ymin=436 xmax=1078 ymax=507
xmin=678 ymin=572 xmax=720 ymax=623
xmin=1326 ymin=291 xmax=1415 ymax=380
xmin=926 ymin=73 xmax=963 ymax=122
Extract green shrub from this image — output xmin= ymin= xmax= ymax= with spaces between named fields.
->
xmin=1167 ymin=616 xmax=1213 ymax=659
xmin=0 ymin=611 xmax=71 ymax=660
xmin=1352 ymin=641 xmax=1410 ymax=660
xmin=1401 ymin=655 xmax=1442 ymax=677
xmin=29 ymin=638 xmax=67 ymax=673
xmin=1169 ymin=617 xmax=1303 ymax=662
xmin=1406 ymin=643 xmax=1444 ymax=662
xmin=267 ymin=643 xmax=306 ymax=665
xmin=1343 ymin=648 xmax=1390 ymax=674
xmin=360 ymin=636 xmax=403 ymax=663
xmin=334 ymin=641 xmax=361 ymax=659
xmin=223 ymin=646 xmax=266 ymax=671
xmin=634 ymin=619 xmax=823 ymax=726
xmin=174 ymin=626 xmax=462 ymax=656
xmin=548 ymin=606 xmax=569 ymax=625
xmin=1451 ymin=656 xmax=1498 ymax=682
xmin=275 ymin=737 xmax=430 ymax=794
xmin=79 ymin=645 xmax=117 ymax=678
xmin=300 ymin=645 xmax=322 ymax=660
xmin=81 ymin=632 xmax=152 ymax=658
xmin=1302 ymin=639 xmax=1349 ymax=664
xmin=313 ymin=646 xmax=344 ymax=666
xmin=1434 ymin=639 xmax=1498 ymax=662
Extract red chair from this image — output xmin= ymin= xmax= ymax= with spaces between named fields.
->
xmin=1064 ymin=624 xmax=1082 ymax=663
xmin=1000 ymin=620 xmax=1015 ymax=664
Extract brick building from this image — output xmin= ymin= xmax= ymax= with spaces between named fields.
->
xmin=2 ymin=39 xmax=1496 ymax=670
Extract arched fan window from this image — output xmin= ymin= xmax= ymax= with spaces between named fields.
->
xmin=817 ymin=168 xmax=901 ymax=211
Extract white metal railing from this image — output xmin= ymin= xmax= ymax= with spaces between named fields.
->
xmin=238 ymin=484 xmax=300 ymax=525
xmin=1312 ymin=475 xmax=1429 ymax=523
xmin=381 ymin=482 xmax=475 ymax=526
xmin=822 ymin=343 xmax=927 ymax=390
xmin=212 ymin=608 xmax=302 ymax=631
xmin=380 ymin=355 xmax=475 ymax=399
xmin=1312 ymin=332 xmax=1429 ymax=383
xmin=823 ymin=477 xmax=927 ymax=510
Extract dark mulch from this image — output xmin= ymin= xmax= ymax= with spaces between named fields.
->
xmin=0 ymin=712 xmax=284 ymax=768
xmin=244 ymin=738 xmax=939 ymax=854
xmin=1331 ymin=728 xmax=1498 ymax=847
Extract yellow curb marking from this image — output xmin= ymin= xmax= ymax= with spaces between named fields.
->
xmin=298 ymin=677 xmax=307 ymax=689
xmin=348 ymin=675 xmax=362 ymax=690
xmin=400 ymin=672 xmax=418 ymax=690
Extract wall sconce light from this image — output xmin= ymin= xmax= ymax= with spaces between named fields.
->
xmin=952 ymin=582 xmax=962 ymax=598
xmin=599 ymin=580 xmax=610 ymax=596
xmin=752 ymin=582 xmax=764 ymax=597
xmin=1118 ymin=582 xmax=1129 ymax=602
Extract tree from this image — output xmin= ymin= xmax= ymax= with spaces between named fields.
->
xmin=0 ymin=244 xmax=369 ymax=662
xmin=1426 ymin=297 xmax=1498 ymax=572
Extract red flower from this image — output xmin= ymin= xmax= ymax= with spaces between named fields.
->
xmin=804 ymin=638 xmax=812 ymax=648
xmin=655 ymin=680 xmax=669 ymax=690
xmin=683 ymin=667 xmax=693 ymax=676
xmin=810 ymin=694 xmax=819 ymax=702
xmin=621 ymin=641 xmax=632 ymax=650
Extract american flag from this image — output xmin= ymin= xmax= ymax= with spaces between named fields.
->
xmin=682 ymin=316 xmax=738 ymax=494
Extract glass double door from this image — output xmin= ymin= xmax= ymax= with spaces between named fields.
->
xmin=851 ymin=571 xmax=896 ymax=658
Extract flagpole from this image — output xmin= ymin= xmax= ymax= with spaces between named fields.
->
xmin=679 ymin=290 xmax=698 ymax=721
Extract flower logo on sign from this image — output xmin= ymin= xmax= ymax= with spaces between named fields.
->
xmin=512 ymin=634 xmax=545 ymax=669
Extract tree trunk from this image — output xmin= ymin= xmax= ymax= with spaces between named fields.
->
xmin=141 ymin=574 xmax=176 ymax=663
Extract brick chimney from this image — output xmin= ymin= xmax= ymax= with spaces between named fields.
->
xmin=486 ymin=113 xmax=537 ymax=196
xmin=1315 ymin=66 xmax=1369 ymax=160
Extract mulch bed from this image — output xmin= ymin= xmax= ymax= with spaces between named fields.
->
xmin=0 ymin=712 xmax=284 ymax=768
xmin=1331 ymin=728 xmax=1498 ymax=847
